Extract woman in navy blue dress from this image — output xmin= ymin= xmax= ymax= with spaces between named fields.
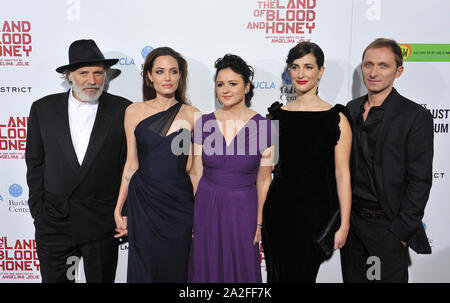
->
xmin=114 ymin=47 xmax=200 ymax=282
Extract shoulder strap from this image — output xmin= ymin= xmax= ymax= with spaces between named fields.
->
xmin=146 ymin=102 xmax=182 ymax=137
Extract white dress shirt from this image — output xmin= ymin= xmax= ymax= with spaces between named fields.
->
xmin=68 ymin=89 xmax=99 ymax=165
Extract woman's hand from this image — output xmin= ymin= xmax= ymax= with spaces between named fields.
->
xmin=253 ymin=227 xmax=262 ymax=246
xmin=114 ymin=210 xmax=128 ymax=238
xmin=334 ymin=225 xmax=349 ymax=250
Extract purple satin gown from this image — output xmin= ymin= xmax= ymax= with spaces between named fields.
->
xmin=188 ymin=112 xmax=272 ymax=283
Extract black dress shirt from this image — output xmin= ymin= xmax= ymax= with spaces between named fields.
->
xmin=352 ymin=91 xmax=393 ymax=209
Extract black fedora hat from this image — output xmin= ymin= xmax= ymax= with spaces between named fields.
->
xmin=56 ymin=39 xmax=119 ymax=73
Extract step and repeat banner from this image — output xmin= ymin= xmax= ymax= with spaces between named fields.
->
xmin=0 ymin=0 xmax=449 ymax=283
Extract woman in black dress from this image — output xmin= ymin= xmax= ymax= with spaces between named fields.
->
xmin=262 ymin=42 xmax=352 ymax=282
xmin=114 ymin=47 xmax=199 ymax=282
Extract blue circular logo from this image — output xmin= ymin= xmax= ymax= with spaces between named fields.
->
xmin=9 ymin=184 xmax=23 ymax=198
xmin=141 ymin=46 xmax=154 ymax=59
xmin=281 ymin=71 xmax=292 ymax=85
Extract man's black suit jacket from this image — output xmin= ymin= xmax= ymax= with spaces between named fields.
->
xmin=25 ymin=91 xmax=132 ymax=244
xmin=347 ymin=88 xmax=433 ymax=254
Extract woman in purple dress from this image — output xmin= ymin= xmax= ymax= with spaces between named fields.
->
xmin=188 ymin=54 xmax=274 ymax=282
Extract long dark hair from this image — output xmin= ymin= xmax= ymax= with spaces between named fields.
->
xmin=214 ymin=54 xmax=255 ymax=107
xmin=142 ymin=47 xmax=189 ymax=104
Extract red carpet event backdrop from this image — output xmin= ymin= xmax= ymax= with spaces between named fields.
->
xmin=0 ymin=0 xmax=449 ymax=282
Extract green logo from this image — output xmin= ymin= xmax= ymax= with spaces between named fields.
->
xmin=400 ymin=44 xmax=450 ymax=62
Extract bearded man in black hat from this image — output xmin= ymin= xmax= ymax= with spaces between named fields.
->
xmin=25 ymin=39 xmax=132 ymax=283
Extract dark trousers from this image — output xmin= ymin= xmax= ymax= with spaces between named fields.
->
xmin=34 ymin=213 xmax=118 ymax=283
xmin=340 ymin=212 xmax=410 ymax=283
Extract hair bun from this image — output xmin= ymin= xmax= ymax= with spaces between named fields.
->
xmin=214 ymin=54 xmax=255 ymax=107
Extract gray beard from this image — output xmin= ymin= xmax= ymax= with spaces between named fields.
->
xmin=71 ymin=80 xmax=105 ymax=102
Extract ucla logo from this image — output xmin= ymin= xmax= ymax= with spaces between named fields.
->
xmin=118 ymin=57 xmax=135 ymax=66
xmin=8 ymin=184 xmax=23 ymax=198
xmin=253 ymin=81 xmax=275 ymax=89
xmin=141 ymin=46 xmax=154 ymax=59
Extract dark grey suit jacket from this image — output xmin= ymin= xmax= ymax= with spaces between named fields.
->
xmin=347 ymin=88 xmax=433 ymax=254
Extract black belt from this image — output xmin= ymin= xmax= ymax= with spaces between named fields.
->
xmin=353 ymin=206 xmax=386 ymax=220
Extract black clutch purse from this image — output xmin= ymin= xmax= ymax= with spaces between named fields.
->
xmin=314 ymin=209 xmax=340 ymax=260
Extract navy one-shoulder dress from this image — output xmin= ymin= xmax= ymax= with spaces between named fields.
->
xmin=126 ymin=102 xmax=193 ymax=282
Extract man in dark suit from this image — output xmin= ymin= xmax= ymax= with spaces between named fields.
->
xmin=341 ymin=38 xmax=433 ymax=282
xmin=25 ymin=39 xmax=132 ymax=282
